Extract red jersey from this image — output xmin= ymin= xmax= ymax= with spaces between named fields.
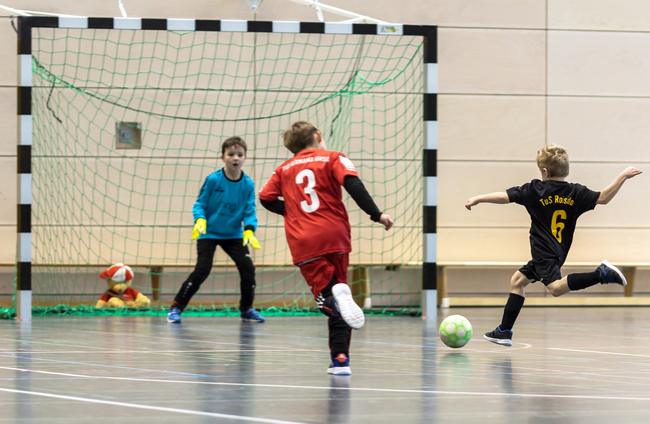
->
xmin=259 ymin=148 xmax=358 ymax=264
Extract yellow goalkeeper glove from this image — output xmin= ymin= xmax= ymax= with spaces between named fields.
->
xmin=243 ymin=229 xmax=261 ymax=249
xmin=191 ymin=218 xmax=207 ymax=240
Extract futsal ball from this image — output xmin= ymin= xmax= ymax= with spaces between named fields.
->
xmin=439 ymin=315 xmax=473 ymax=348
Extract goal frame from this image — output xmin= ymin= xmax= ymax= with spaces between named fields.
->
xmin=15 ymin=16 xmax=437 ymax=322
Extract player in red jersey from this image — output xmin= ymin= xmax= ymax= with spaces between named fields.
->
xmin=259 ymin=121 xmax=393 ymax=375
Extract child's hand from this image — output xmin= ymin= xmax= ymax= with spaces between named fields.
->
xmin=622 ymin=167 xmax=643 ymax=179
xmin=243 ymin=229 xmax=261 ymax=249
xmin=192 ymin=218 xmax=207 ymax=240
xmin=465 ymin=197 xmax=478 ymax=210
xmin=378 ymin=213 xmax=393 ymax=231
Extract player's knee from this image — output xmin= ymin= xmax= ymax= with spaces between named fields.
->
xmin=510 ymin=274 xmax=526 ymax=290
xmin=240 ymin=277 xmax=256 ymax=293
xmin=547 ymin=284 xmax=564 ymax=297
xmin=194 ymin=267 xmax=211 ymax=281
xmin=194 ymin=259 xmax=212 ymax=276
xmin=237 ymin=258 xmax=255 ymax=274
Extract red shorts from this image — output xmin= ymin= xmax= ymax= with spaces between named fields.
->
xmin=298 ymin=253 xmax=349 ymax=298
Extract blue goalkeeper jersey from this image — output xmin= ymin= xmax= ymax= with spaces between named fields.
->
xmin=192 ymin=169 xmax=257 ymax=239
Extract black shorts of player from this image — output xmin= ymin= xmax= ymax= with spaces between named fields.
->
xmin=519 ymin=258 xmax=562 ymax=286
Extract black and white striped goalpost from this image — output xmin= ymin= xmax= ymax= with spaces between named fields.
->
xmin=15 ymin=16 xmax=437 ymax=322
xmin=421 ymin=27 xmax=438 ymax=322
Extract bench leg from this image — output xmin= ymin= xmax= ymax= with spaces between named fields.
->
xmin=351 ymin=266 xmax=370 ymax=309
xmin=622 ymin=267 xmax=635 ymax=297
xmin=149 ymin=266 xmax=163 ymax=302
xmin=437 ymin=266 xmax=449 ymax=308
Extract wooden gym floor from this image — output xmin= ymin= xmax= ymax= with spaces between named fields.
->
xmin=0 ymin=307 xmax=649 ymax=423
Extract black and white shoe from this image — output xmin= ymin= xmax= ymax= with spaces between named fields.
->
xmin=483 ymin=326 xmax=513 ymax=347
xmin=597 ymin=260 xmax=627 ymax=286
xmin=332 ymin=283 xmax=365 ymax=329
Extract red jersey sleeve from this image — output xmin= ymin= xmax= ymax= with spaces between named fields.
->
xmin=331 ymin=152 xmax=358 ymax=185
xmin=259 ymin=168 xmax=283 ymax=201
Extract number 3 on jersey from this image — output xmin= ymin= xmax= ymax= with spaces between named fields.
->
xmin=551 ymin=210 xmax=567 ymax=243
xmin=296 ymin=169 xmax=320 ymax=213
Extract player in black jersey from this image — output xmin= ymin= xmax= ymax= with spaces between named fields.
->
xmin=465 ymin=144 xmax=642 ymax=346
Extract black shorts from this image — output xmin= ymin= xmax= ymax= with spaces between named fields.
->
xmin=519 ymin=258 xmax=562 ymax=286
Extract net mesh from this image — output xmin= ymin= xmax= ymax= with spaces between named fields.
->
xmin=16 ymin=26 xmax=424 ymax=315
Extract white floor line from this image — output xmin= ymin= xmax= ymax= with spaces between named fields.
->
xmin=548 ymin=347 xmax=650 ymax=359
xmin=0 ymin=387 xmax=304 ymax=424
xmin=0 ymin=349 xmax=318 ymax=354
xmin=453 ymin=339 xmax=533 ymax=351
xmin=2 ymin=365 xmax=649 ymax=402
xmin=52 ymin=327 xmax=311 ymax=351
xmin=0 ymin=353 xmax=214 ymax=378
xmin=6 ymin=320 xmax=488 ymax=353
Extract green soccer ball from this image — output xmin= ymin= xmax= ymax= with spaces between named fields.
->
xmin=439 ymin=314 xmax=473 ymax=348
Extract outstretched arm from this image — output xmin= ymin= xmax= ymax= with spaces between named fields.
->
xmin=465 ymin=192 xmax=510 ymax=210
xmin=597 ymin=166 xmax=642 ymax=204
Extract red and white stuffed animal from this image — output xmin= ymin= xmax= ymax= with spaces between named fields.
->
xmin=96 ymin=263 xmax=151 ymax=308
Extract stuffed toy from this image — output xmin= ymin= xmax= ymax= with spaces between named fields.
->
xmin=96 ymin=263 xmax=151 ymax=308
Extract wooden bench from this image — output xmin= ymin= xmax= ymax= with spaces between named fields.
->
xmin=148 ymin=265 xmax=372 ymax=305
xmin=12 ymin=263 xmax=372 ymax=306
xmin=9 ymin=262 xmax=648 ymax=308
xmin=437 ymin=261 xmax=650 ymax=307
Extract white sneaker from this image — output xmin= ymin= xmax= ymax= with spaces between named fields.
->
xmin=332 ymin=283 xmax=365 ymax=329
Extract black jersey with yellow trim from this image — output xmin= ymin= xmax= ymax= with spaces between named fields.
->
xmin=507 ymin=179 xmax=600 ymax=264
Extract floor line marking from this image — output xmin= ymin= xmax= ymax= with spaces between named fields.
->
xmin=0 ymin=387 xmax=304 ymax=424
xmin=0 ymin=353 xmax=213 ymax=378
xmin=2 ymin=366 xmax=649 ymax=402
xmin=0 ymin=349 xmax=318 ymax=354
xmin=548 ymin=347 xmax=650 ymax=359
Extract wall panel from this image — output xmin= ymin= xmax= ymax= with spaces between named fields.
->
xmin=549 ymin=0 xmax=650 ymax=31
xmin=440 ymin=28 xmax=545 ymax=94
xmin=548 ymin=97 xmax=650 ymax=162
xmin=549 ymin=30 xmax=650 ymax=96
xmin=439 ymin=94 xmax=545 ymax=161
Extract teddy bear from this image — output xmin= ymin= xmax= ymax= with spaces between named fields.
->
xmin=96 ymin=263 xmax=151 ymax=308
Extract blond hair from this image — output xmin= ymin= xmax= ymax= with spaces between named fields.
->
xmin=537 ymin=144 xmax=569 ymax=177
xmin=283 ymin=121 xmax=319 ymax=154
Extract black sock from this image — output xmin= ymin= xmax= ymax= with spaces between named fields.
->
xmin=328 ymin=316 xmax=351 ymax=358
xmin=500 ymin=293 xmax=525 ymax=331
xmin=567 ymin=271 xmax=600 ymax=291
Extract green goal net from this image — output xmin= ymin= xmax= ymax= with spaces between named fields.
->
xmin=15 ymin=22 xmax=424 ymax=316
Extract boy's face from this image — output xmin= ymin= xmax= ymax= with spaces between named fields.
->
xmin=222 ymin=145 xmax=246 ymax=173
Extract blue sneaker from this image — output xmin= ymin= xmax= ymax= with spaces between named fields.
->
xmin=241 ymin=308 xmax=266 ymax=323
xmin=597 ymin=260 xmax=627 ymax=286
xmin=483 ymin=326 xmax=513 ymax=347
xmin=167 ymin=307 xmax=182 ymax=323
xmin=327 ymin=353 xmax=351 ymax=375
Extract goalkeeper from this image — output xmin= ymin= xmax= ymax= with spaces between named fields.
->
xmin=168 ymin=136 xmax=265 ymax=324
